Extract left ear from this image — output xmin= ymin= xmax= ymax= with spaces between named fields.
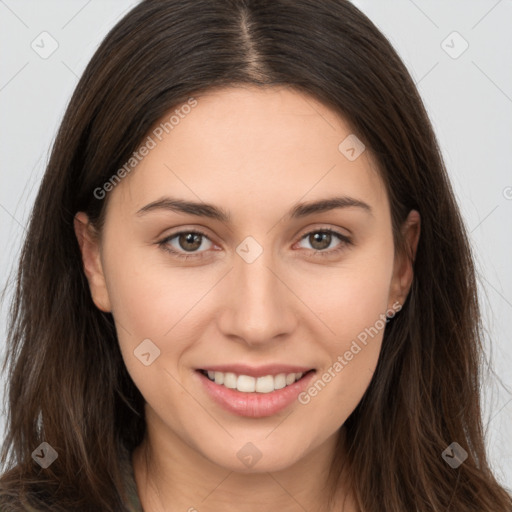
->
xmin=388 ymin=209 xmax=421 ymax=309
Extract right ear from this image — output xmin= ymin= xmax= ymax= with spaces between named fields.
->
xmin=73 ymin=212 xmax=112 ymax=313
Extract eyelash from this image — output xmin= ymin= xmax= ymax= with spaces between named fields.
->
xmin=157 ymin=228 xmax=352 ymax=261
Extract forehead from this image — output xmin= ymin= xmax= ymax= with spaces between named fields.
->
xmin=108 ymin=85 xmax=388 ymax=221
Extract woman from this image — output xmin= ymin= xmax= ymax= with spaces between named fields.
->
xmin=1 ymin=0 xmax=511 ymax=510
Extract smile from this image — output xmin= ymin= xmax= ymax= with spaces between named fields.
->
xmin=195 ymin=367 xmax=317 ymax=418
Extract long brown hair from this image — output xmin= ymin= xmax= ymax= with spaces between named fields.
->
xmin=1 ymin=0 xmax=511 ymax=510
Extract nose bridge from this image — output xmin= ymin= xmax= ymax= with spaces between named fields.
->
xmin=218 ymin=241 xmax=297 ymax=345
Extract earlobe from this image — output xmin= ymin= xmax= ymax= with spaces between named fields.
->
xmin=389 ymin=209 xmax=421 ymax=307
xmin=73 ymin=212 xmax=112 ymax=313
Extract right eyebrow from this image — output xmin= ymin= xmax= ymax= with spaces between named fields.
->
xmin=136 ymin=197 xmax=230 ymax=222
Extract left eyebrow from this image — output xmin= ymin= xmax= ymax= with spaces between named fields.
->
xmin=135 ymin=195 xmax=373 ymax=222
xmin=289 ymin=196 xmax=373 ymax=219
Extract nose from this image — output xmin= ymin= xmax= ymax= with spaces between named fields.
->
xmin=216 ymin=245 xmax=298 ymax=348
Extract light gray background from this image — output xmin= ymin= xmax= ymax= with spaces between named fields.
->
xmin=1 ymin=0 xmax=511 ymax=487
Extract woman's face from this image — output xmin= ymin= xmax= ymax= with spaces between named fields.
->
xmin=76 ymin=85 xmax=419 ymax=473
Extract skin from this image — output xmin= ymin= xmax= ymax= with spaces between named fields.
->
xmin=75 ymin=84 xmax=420 ymax=512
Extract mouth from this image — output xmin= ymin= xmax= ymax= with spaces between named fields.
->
xmin=197 ymin=368 xmax=315 ymax=394
xmin=194 ymin=367 xmax=317 ymax=418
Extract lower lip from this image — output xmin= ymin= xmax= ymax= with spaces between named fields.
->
xmin=195 ymin=370 xmax=316 ymax=418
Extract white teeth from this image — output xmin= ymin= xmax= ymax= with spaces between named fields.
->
xmin=223 ymin=372 xmax=237 ymax=389
xmin=203 ymin=370 xmax=307 ymax=393
xmin=274 ymin=373 xmax=287 ymax=390
xmin=255 ymin=375 xmax=274 ymax=393
xmin=237 ymin=375 xmax=255 ymax=392
xmin=285 ymin=373 xmax=296 ymax=386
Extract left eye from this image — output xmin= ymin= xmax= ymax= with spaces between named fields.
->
xmin=297 ymin=229 xmax=349 ymax=252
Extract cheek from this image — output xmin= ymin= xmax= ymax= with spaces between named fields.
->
xmin=100 ymin=241 xmax=207 ymax=377
xmin=297 ymin=289 xmax=386 ymax=432
xmin=104 ymin=262 xmax=204 ymax=412
xmin=295 ymin=239 xmax=394 ymax=348
xmin=294 ymin=243 xmax=393 ymax=415
xmin=102 ymin=229 xmax=212 ymax=332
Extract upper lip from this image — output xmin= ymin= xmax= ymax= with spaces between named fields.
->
xmin=198 ymin=364 xmax=315 ymax=378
